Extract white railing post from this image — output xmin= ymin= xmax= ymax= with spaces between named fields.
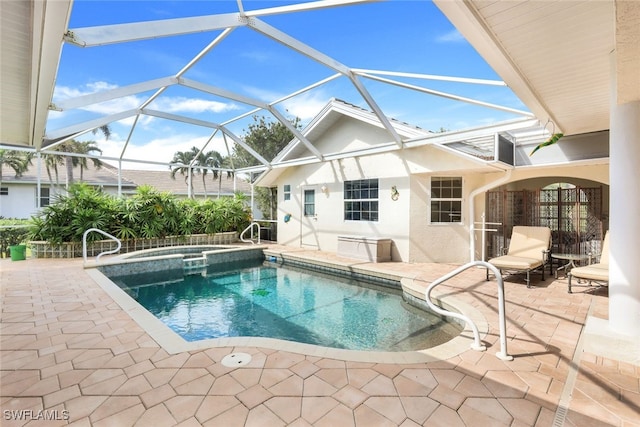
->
xmin=425 ymin=260 xmax=513 ymax=361
xmin=472 ymin=216 xmax=501 ymax=261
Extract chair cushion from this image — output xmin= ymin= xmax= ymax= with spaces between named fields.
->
xmin=570 ymin=263 xmax=608 ymax=281
xmin=507 ymin=226 xmax=551 ymax=260
xmin=489 ymin=255 xmax=543 ymax=271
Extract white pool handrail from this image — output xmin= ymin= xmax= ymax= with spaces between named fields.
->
xmin=240 ymin=222 xmax=261 ymax=244
xmin=83 ymin=228 xmax=122 ymax=265
xmin=425 ymin=260 xmax=513 ymax=361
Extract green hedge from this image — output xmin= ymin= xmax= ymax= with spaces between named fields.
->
xmin=29 ymin=183 xmax=252 ymax=244
xmin=0 ymin=219 xmax=31 ymax=258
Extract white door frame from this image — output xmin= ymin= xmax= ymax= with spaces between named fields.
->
xmin=300 ymin=185 xmax=319 ymax=247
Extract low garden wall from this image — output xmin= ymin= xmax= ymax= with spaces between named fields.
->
xmin=29 ymin=231 xmax=238 ymax=259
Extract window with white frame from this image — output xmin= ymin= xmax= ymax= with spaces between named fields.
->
xmin=39 ymin=187 xmax=51 ymax=207
xmin=430 ymin=177 xmax=462 ymax=223
xmin=0 ymin=187 xmax=7 ymax=196
xmin=283 ymin=184 xmax=291 ymax=201
xmin=344 ymin=179 xmax=379 ymax=221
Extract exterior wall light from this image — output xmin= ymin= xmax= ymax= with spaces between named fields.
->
xmin=391 ymin=185 xmax=399 ymax=201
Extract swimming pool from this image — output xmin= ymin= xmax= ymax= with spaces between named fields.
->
xmin=108 ymin=259 xmax=463 ymax=352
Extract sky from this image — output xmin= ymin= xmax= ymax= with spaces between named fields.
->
xmin=47 ymin=0 xmax=530 ymax=170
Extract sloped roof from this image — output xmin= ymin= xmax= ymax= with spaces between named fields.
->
xmin=114 ymin=168 xmax=251 ymax=196
xmin=1 ymin=161 xmax=250 ymax=196
xmin=1 ymin=161 xmax=136 ymax=188
xmin=256 ymin=98 xmax=512 ymax=187
xmin=273 ymin=98 xmax=432 ymax=164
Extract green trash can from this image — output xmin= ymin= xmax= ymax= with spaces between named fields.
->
xmin=9 ymin=245 xmax=27 ymax=261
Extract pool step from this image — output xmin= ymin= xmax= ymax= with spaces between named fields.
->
xmin=183 ymin=256 xmax=208 ymax=274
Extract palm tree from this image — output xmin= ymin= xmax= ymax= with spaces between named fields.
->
xmin=170 ymin=148 xmax=198 ymax=196
xmin=59 ymin=125 xmax=111 ymax=187
xmin=76 ymin=141 xmax=103 ymax=181
xmin=201 ymin=150 xmax=224 ymax=197
xmin=0 ymin=150 xmax=32 ymax=182
xmin=170 ymin=148 xmax=228 ymax=198
xmin=42 ymin=152 xmax=63 ymax=188
xmin=216 ymin=154 xmax=235 ymax=197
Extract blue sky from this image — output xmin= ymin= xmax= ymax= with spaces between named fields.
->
xmin=48 ymin=0 xmax=529 ymax=170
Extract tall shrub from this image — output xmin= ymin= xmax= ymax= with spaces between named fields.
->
xmin=29 ymin=183 xmax=252 ymax=243
xmin=30 ymin=183 xmax=116 ymax=244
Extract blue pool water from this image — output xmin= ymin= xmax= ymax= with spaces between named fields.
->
xmin=113 ymin=260 xmax=462 ymax=351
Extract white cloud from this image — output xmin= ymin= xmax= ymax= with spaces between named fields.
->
xmin=436 ymin=30 xmax=465 ymax=43
xmin=282 ymin=91 xmax=332 ymax=123
xmin=96 ymin=134 xmax=230 ymax=171
xmin=153 ymin=97 xmax=240 ymax=114
xmin=53 ymin=82 xmax=241 ymax=116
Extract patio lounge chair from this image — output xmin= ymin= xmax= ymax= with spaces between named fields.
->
xmin=567 ymin=231 xmax=609 ymax=293
xmin=487 ymin=226 xmax=552 ymax=288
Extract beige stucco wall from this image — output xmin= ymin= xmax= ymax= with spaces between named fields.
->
xmin=276 ymin=153 xmax=413 ymax=261
xmin=270 ymin=113 xmax=611 ymax=264
xmin=469 ymin=163 xmax=610 ymax=261
xmin=275 ymin=121 xmax=491 ymax=263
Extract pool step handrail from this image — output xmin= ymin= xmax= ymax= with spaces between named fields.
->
xmin=240 ymin=222 xmax=261 ymax=244
xmin=83 ymin=228 xmax=122 ymax=265
xmin=425 ymin=260 xmax=513 ymax=361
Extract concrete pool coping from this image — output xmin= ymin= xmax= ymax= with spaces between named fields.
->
xmin=84 ymin=247 xmax=490 ymax=364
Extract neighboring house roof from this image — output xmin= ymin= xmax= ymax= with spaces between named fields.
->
xmin=0 ymin=161 xmax=137 ymax=189
xmin=0 ymin=162 xmax=251 ymax=197
xmin=113 ymin=168 xmax=251 ymax=197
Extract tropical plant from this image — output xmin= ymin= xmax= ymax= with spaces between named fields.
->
xmin=170 ymin=147 xmax=230 ymax=197
xmin=56 ymin=139 xmax=104 ymax=187
xmin=44 ymin=123 xmax=110 ymax=188
xmin=170 ymin=147 xmax=198 ymax=195
xmin=123 ymin=185 xmax=180 ymax=238
xmin=0 ymin=150 xmax=32 ymax=182
xmin=29 ymin=183 xmax=251 ymax=244
xmin=29 ymin=183 xmax=116 ymax=244
xmin=76 ymin=140 xmax=104 ymax=180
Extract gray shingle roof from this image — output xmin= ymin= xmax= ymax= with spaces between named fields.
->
xmin=2 ymin=161 xmax=251 ymax=196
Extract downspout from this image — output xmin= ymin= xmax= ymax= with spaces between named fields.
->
xmin=468 ymin=168 xmax=513 ymax=262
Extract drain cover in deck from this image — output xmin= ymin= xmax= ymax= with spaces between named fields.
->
xmin=221 ymin=352 xmax=252 ymax=367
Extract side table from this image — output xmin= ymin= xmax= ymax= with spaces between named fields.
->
xmin=551 ymin=253 xmax=591 ymax=279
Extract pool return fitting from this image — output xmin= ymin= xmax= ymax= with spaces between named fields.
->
xmin=425 ymin=260 xmax=513 ymax=361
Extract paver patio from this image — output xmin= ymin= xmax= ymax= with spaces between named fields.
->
xmin=1 ymin=248 xmax=638 ymax=426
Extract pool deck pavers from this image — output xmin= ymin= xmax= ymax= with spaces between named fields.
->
xmin=1 ymin=246 xmax=639 ymax=426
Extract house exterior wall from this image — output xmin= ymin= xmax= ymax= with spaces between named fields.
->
xmin=276 ymin=153 xmax=412 ymax=261
xmin=0 ymin=182 xmax=124 ymax=219
xmin=274 ymin=130 xmax=489 ymax=263
xmin=0 ymin=184 xmax=36 ymax=218
xmin=274 ymin=145 xmax=610 ymax=264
